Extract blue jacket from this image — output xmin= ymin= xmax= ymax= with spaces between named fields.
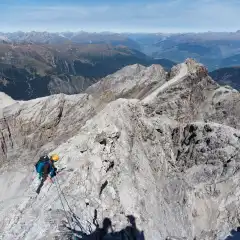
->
xmin=35 ymin=157 xmax=56 ymax=178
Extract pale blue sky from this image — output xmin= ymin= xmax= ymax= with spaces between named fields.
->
xmin=0 ymin=0 xmax=239 ymax=33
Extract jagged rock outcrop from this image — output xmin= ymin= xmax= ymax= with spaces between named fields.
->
xmin=86 ymin=63 xmax=167 ymax=105
xmin=142 ymin=59 xmax=239 ymax=129
xmin=0 ymin=59 xmax=240 ymax=240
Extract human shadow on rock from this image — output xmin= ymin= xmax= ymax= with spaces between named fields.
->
xmin=224 ymin=227 xmax=240 ymax=240
xmin=67 ymin=213 xmax=145 ymax=240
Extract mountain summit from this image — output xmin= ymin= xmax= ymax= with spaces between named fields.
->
xmin=0 ymin=59 xmax=239 ymax=240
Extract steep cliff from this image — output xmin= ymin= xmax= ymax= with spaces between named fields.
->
xmin=0 ymin=59 xmax=239 ymax=240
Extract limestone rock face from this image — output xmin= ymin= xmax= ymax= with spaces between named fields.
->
xmin=0 ymin=93 xmax=97 ymax=168
xmin=143 ymin=59 xmax=240 ymax=129
xmin=0 ymin=59 xmax=240 ymax=240
xmin=86 ymin=64 xmax=167 ymax=103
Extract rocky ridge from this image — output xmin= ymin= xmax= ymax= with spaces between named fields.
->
xmin=0 ymin=59 xmax=240 ymax=240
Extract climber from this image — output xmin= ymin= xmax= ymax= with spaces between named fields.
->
xmin=35 ymin=154 xmax=59 ymax=194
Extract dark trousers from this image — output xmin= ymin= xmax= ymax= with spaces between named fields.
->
xmin=36 ymin=164 xmax=50 ymax=194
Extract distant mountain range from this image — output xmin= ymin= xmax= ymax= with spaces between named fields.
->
xmin=0 ymin=31 xmax=141 ymax=50
xmin=127 ymin=32 xmax=240 ymax=71
xmin=2 ymin=31 xmax=240 ymax=71
xmin=0 ymin=42 xmax=175 ymax=100
xmin=1 ymin=31 xmax=240 ymax=99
